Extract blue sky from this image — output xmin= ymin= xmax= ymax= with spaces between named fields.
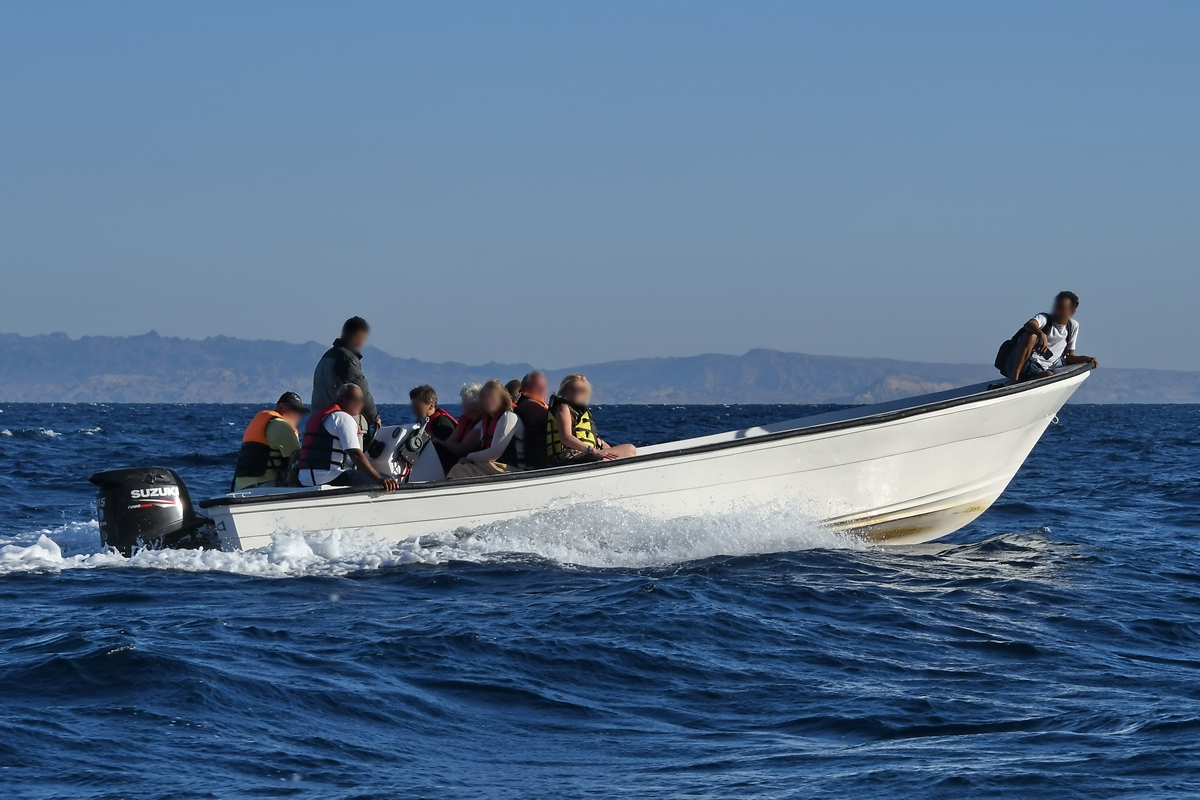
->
xmin=1 ymin=2 xmax=1196 ymax=370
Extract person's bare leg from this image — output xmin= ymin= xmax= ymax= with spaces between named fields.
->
xmin=603 ymin=443 xmax=638 ymax=458
xmin=1009 ymin=333 xmax=1037 ymax=382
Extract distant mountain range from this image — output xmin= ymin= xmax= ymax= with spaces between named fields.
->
xmin=0 ymin=331 xmax=1197 ymax=405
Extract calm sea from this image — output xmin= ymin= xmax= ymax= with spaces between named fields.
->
xmin=0 ymin=402 xmax=1198 ymax=798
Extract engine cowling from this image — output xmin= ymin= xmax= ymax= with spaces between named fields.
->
xmin=88 ymin=467 xmax=211 ymax=555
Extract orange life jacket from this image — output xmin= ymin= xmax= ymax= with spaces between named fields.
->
xmin=242 ymin=410 xmax=287 ymax=444
xmin=234 ymin=410 xmax=296 ymax=481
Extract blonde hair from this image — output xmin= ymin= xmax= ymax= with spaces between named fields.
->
xmin=480 ymin=379 xmax=514 ymax=414
xmin=558 ymin=373 xmax=590 ymax=395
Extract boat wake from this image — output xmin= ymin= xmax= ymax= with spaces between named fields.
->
xmin=0 ymin=501 xmax=866 ymax=578
xmin=440 ymin=500 xmax=869 ymax=568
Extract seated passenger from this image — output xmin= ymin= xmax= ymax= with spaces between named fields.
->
xmin=546 ymin=374 xmax=636 ymax=465
xmin=232 ymin=391 xmax=309 ymax=490
xmin=1005 ymin=291 xmax=1099 ymax=382
xmin=447 ymin=380 xmax=525 ymax=478
xmin=408 ymin=384 xmax=458 ymax=442
xmin=296 ymin=384 xmax=399 ymax=490
xmin=505 ymin=379 xmax=523 ymax=404
xmin=514 ymin=370 xmax=550 ymax=470
xmin=430 ymin=382 xmax=483 ymax=475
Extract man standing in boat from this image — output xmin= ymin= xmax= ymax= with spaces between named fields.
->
xmin=312 ymin=316 xmax=381 ymax=446
xmin=1006 ymin=291 xmax=1100 ymax=382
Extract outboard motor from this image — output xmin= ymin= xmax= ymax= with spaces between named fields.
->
xmin=88 ymin=467 xmax=212 ymax=556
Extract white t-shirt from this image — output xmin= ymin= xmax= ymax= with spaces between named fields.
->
xmin=1028 ymin=313 xmax=1079 ymax=370
xmin=298 ymin=410 xmax=361 ymax=486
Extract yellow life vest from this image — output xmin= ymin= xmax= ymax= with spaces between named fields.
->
xmin=546 ymin=399 xmax=599 ymax=457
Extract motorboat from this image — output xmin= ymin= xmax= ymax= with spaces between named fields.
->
xmin=88 ymin=363 xmax=1094 ymax=555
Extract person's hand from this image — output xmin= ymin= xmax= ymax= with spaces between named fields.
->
xmin=598 ymin=448 xmax=621 ymax=460
xmin=1036 ymin=331 xmax=1049 ymax=354
xmin=1086 ymin=356 xmax=1099 ymax=368
xmin=375 ymin=417 xmax=383 ymax=428
xmin=379 ymin=476 xmax=399 ymax=492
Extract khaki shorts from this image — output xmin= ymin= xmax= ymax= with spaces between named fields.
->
xmin=447 ymin=461 xmax=520 ymax=479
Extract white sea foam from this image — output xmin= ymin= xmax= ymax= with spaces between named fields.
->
xmin=442 ymin=500 xmax=865 ymax=568
xmin=0 ymin=534 xmax=68 ymax=571
xmin=0 ymin=502 xmax=865 ymax=578
xmin=0 ymin=430 xmax=10 ymax=437
xmin=0 ymin=521 xmax=439 ymax=578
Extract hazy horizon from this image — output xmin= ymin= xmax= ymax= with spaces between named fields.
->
xmin=2 ymin=2 xmax=1197 ymax=371
xmin=1 ymin=327 xmax=1007 ymax=371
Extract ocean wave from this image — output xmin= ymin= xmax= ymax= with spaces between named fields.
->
xmin=0 ymin=501 xmax=865 ymax=578
xmin=0 ymin=427 xmax=63 ymax=438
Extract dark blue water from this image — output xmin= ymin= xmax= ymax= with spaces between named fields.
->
xmin=1 ymin=402 xmax=1198 ymax=798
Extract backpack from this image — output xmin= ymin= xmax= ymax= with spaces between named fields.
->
xmin=994 ymin=330 xmax=1023 ymax=376
xmin=995 ymin=316 xmax=1075 ymax=376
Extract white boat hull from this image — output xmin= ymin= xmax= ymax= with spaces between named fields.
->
xmin=201 ymin=366 xmax=1091 ymax=551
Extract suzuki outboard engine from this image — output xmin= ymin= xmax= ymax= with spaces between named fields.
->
xmin=88 ymin=467 xmax=212 ymax=556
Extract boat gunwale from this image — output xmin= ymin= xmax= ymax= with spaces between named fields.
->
xmin=199 ymin=362 xmax=1093 ymax=510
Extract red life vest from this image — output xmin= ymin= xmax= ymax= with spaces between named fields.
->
xmin=478 ymin=413 xmax=499 ymax=449
xmin=476 ymin=412 xmax=520 ymax=466
xmin=297 ymin=404 xmax=353 ymax=474
xmin=425 ymin=407 xmax=458 ymax=431
xmin=451 ymin=413 xmax=480 ymax=443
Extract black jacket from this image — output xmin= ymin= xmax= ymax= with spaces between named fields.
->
xmin=311 ymin=339 xmax=379 ymax=423
xmin=515 ymin=395 xmax=550 ymax=469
